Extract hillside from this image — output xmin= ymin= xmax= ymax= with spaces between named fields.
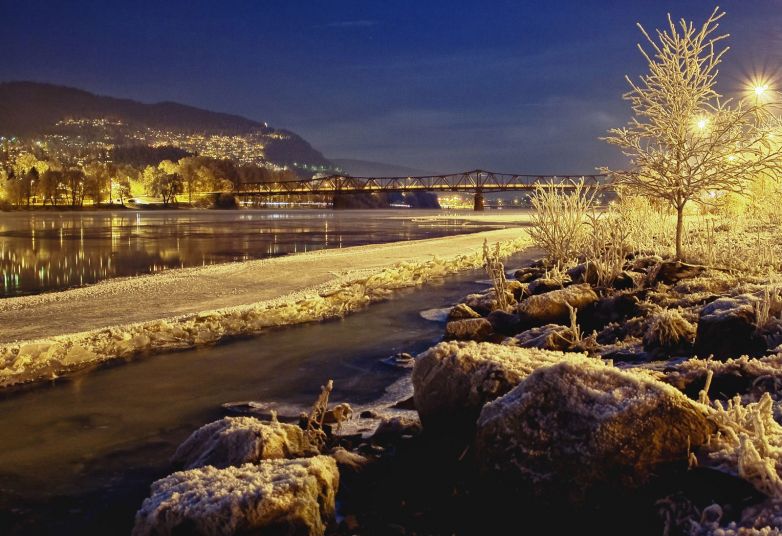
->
xmin=0 ymin=82 xmax=264 ymax=135
xmin=0 ymin=81 xmax=331 ymax=168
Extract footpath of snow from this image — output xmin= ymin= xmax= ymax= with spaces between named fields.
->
xmin=0 ymin=229 xmax=530 ymax=388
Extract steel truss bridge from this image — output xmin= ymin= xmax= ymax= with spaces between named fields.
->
xmin=234 ymin=169 xmax=609 ymax=210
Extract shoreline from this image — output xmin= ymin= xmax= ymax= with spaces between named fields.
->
xmin=0 ymin=228 xmax=533 ymax=387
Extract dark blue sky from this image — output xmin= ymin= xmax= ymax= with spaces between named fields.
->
xmin=1 ymin=1 xmax=781 ymax=173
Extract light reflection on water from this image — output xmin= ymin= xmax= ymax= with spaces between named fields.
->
xmin=0 ymin=209 xmax=495 ymax=298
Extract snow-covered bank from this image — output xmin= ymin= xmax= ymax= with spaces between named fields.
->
xmin=0 ymin=229 xmax=531 ymax=387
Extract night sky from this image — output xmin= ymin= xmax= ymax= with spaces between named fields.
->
xmin=1 ymin=0 xmax=781 ymax=173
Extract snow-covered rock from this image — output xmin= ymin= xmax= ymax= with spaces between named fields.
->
xmin=695 ymin=295 xmax=766 ymax=360
xmin=476 ymin=359 xmax=712 ymax=502
xmin=517 ymin=284 xmax=598 ymax=326
xmin=172 ymin=417 xmax=319 ymax=470
xmin=444 ymin=318 xmax=494 ymax=341
xmin=412 ymin=341 xmax=585 ymax=430
xmin=447 ymin=303 xmax=482 ymax=321
xmin=527 ymin=278 xmax=563 ymax=295
xmin=509 ymin=324 xmax=574 ymax=351
xmin=133 ymin=456 xmax=339 ymax=536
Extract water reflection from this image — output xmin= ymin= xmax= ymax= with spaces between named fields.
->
xmin=0 ymin=210 xmax=492 ymax=297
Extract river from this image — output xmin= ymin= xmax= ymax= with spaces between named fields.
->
xmin=0 ymin=209 xmax=503 ymax=298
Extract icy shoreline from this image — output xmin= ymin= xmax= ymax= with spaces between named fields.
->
xmin=0 ymin=230 xmax=531 ymax=388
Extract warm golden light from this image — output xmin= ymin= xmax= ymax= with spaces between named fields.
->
xmin=696 ymin=118 xmax=709 ymax=130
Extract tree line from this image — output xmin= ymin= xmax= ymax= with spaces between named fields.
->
xmin=0 ymin=152 xmax=298 ymax=208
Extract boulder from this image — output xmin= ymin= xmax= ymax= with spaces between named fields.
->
xmin=172 ymin=417 xmax=318 ymax=470
xmin=371 ymin=415 xmax=423 ymax=441
xmin=486 ymin=310 xmax=523 ymax=336
xmin=444 ymin=318 xmax=494 ymax=341
xmin=517 ymin=284 xmax=599 ymax=327
xmin=447 ymin=303 xmax=482 ymax=321
xmin=613 ymin=271 xmax=644 ymax=290
xmin=133 ymin=456 xmax=339 ymax=536
xmin=476 ymin=360 xmax=712 ymax=502
xmin=510 ymin=324 xmax=574 ymax=352
xmin=579 ymin=292 xmax=644 ymax=332
xmin=648 ymin=260 xmax=708 ymax=286
xmin=527 ymin=278 xmax=563 ymax=295
xmin=694 ymin=295 xmax=766 ymax=360
xmin=412 ymin=341 xmax=584 ymax=431
xmin=514 ymin=266 xmax=545 ymax=283
xmin=567 ymin=262 xmax=599 ymax=285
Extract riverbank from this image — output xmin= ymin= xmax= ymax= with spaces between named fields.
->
xmin=0 ymin=227 xmax=532 ymax=387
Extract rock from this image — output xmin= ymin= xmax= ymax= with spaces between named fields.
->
xmin=329 ymin=447 xmax=369 ymax=472
xmin=694 ymin=295 xmax=766 ymax=360
xmin=579 ymin=292 xmax=644 ymax=332
xmin=462 ymin=292 xmax=495 ymax=316
xmin=133 ymin=456 xmax=339 ymax=536
xmin=631 ymin=255 xmax=663 ymax=272
xmin=486 ymin=310 xmax=523 ymax=336
xmin=510 ymin=324 xmax=574 ymax=351
xmin=412 ymin=341 xmax=584 ymax=431
xmin=527 ymin=278 xmax=563 ymax=295
xmin=172 ymin=417 xmax=319 ymax=470
xmin=613 ymin=271 xmax=644 ymax=290
xmin=447 ymin=303 xmax=482 ymax=321
xmin=371 ymin=415 xmax=422 ymax=441
xmin=514 ymin=266 xmax=545 ymax=283
xmin=517 ymin=284 xmax=599 ymax=327
xmin=648 ymin=260 xmax=708 ymax=286
xmin=444 ymin=318 xmax=494 ymax=341
xmin=567 ymin=262 xmax=600 ymax=285
xmin=476 ymin=359 xmax=712 ymax=502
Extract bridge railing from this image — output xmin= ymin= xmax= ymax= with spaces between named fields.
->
xmin=233 ymin=169 xmax=608 ymax=195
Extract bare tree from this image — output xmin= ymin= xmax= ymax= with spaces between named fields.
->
xmin=603 ymin=8 xmax=782 ymax=259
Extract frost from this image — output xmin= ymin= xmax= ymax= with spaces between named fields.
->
xmin=412 ymin=340 xmax=588 ymax=428
xmin=133 ymin=456 xmax=339 ymax=536
xmin=172 ymin=417 xmax=319 ymax=470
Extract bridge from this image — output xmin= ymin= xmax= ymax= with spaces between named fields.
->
xmin=234 ymin=169 xmax=608 ymax=210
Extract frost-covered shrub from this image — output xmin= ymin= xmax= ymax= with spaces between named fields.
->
xmin=642 ymin=308 xmax=696 ymax=354
xmin=528 ymin=179 xmax=597 ymax=265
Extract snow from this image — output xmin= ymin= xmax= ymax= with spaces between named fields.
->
xmin=132 ymin=456 xmax=339 ymax=536
xmin=0 ymin=228 xmax=531 ymax=387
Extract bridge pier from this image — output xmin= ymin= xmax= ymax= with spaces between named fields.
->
xmin=473 ymin=190 xmax=485 ymax=211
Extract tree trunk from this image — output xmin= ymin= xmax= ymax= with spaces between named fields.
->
xmin=675 ymin=203 xmax=685 ymax=260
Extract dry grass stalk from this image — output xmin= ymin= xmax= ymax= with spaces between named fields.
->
xmin=528 ymin=179 xmax=598 ymax=266
xmin=483 ymin=239 xmax=509 ymax=311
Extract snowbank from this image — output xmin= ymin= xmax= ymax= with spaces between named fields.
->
xmin=0 ymin=234 xmax=530 ymax=387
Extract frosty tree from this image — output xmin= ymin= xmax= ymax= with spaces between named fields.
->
xmin=604 ymin=8 xmax=782 ymax=259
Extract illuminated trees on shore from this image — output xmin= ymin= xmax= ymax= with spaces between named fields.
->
xmin=604 ymin=8 xmax=782 ymax=259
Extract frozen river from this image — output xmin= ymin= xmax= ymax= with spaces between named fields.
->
xmin=0 ymin=209 xmax=503 ymax=298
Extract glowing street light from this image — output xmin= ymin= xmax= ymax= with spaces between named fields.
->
xmin=754 ymin=84 xmax=769 ymax=98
